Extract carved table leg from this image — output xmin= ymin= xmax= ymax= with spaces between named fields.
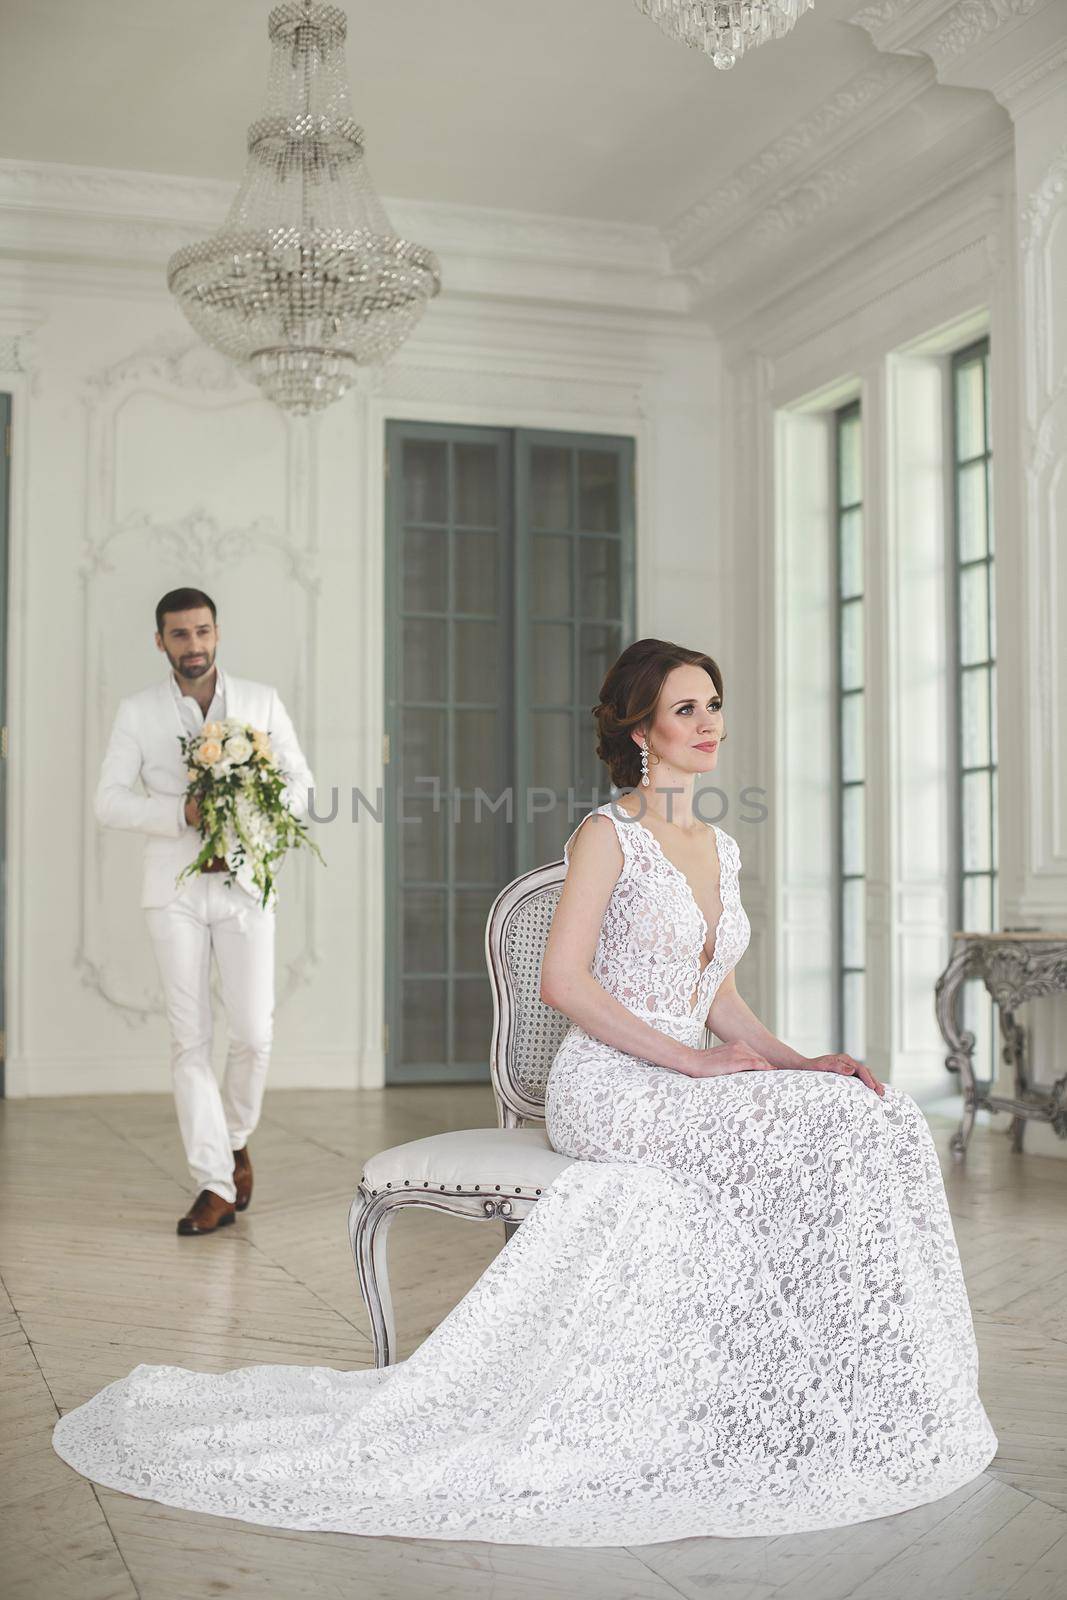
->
xmin=935 ymin=945 xmax=979 ymax=1158
xmin=1000 ymin=1009 xmax=1029 ymax=1153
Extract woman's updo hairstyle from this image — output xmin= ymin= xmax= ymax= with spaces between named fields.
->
xmin=592 ymin=638 xmax=724 ymax=791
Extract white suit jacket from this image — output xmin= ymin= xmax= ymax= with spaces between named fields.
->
xmin=95 ymin=671 xmax=315 ymax=909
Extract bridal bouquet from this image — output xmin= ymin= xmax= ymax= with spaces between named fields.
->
xmin=176 ymin=718 xmax=323 ymax=907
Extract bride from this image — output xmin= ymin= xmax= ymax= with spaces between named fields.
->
xmin=52 ymin=637 xmax=998 ymax=1546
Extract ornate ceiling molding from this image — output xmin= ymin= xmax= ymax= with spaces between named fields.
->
xmin=0 ymin=158 xmax=689 ymax=317
xmin=664 ymin=55 xmax=928 ymax=261
xmin=852 ymin=0 xmax=1046 ymax=67
xmin=850 ymin=0 xmax=1065 ymax=106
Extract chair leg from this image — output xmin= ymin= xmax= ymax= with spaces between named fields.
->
xmin=502 ymin=1218 xmax=522 ymax=1243
xmin=348 ymin=1189 xmax=399 ymax=1369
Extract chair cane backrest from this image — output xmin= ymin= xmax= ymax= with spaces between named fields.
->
xmin=485 ymin=858 xmax=572 ymax=1128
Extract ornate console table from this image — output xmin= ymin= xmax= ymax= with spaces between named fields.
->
xmin=934 ymin=932 xmax=1067 ymax=1158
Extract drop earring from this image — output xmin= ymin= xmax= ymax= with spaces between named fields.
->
xmin=641 ymin=743 xmax=650 ymax=786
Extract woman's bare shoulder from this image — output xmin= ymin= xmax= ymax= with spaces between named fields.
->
xmin=563 ymin=808 xmax=624 ymax=869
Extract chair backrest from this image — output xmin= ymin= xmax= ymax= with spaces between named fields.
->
xmin=485 ymin=858 xmax=571 ymax=1128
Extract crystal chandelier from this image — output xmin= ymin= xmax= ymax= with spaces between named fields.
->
xmin=167 ymin=2 xmax=441 ymax=415
xmin=634 ymin=0 xmax=815 ymax=70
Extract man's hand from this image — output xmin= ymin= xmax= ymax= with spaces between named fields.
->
xmin=806 ymin=1053 xmax=885 ymax=1098
xmin=184 ymin=796 xmax=201 ymax=828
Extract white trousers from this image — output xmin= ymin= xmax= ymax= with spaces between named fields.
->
xmin=145 ymin=875 xmax=276 ymax=1203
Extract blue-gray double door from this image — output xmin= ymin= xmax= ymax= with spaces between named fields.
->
xmin=384 ymin=423 xmax=635 ymax=1084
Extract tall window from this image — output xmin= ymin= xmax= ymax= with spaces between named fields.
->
xmin=951 ymin=339 xmax=998 ymax=1077
xmin=833 ymin=401 xmax=865 ymax=1059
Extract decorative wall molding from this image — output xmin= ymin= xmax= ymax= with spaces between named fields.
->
xmin=1020 ymin=139 xmax=1067 ymax=253
xmin=1018 ymin=139 xmax=1067 ymax=876
xmin=85 ymin=338 xmax=241 ymax=397
xmin=0 ymin=305 xmax=46 ymax=377
xmin=75 ymin=340 xmax=322 ymax=1022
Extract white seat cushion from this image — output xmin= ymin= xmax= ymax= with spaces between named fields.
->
xmin=361 ymin=1126 xmax=575 ymax=1197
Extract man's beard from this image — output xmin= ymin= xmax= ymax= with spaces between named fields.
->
xmin=169 ymin=645 xmax=216 ymax=681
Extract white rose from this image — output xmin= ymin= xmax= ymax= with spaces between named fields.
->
xmin=225 ymin=734 xmax=253 ymax=764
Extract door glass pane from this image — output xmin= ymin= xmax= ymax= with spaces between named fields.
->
xmin=578 ymin=537 xmax=621 ymax=618
xmin=402 ymin=528 xmax=446 ymax=611
xmin=579 ymin=623 xmax=622 ymax=702
xmin=578 ymin=450 xmax=621 ymax=532
xmin=530 ymin=446 xmax=572 ymax=531
xmin=403 ymin=439 xmax=447 ymax=523
xmin=400 ymin=798 xmax=445 ymax=884
xmin=454 ymin=709 xmax=504 ymax=792
xmin=451 ymin=979 xmax=494 ymax=1068
xmin=402 ymin=618 xmax=446 ymax=702
xmin=532 ymin=624 xmax=572 ymax=703
xmin=454 ymin=802 xmax=506 ymax=883
xmin=531 ymin=533 xmax=572 ymax=615
xmin=400 ymin=979 xmax=446 ymax=1066
xmin=577 ymin=715 xmax=609 ymax=794
xmin=404 ymin=889 xmax=446 ymax=973
xmin=454 ymin=620 xmax=499 ymax=704
xmin=454 ymin=889 xmax=491 ymax=974
xmin=454 ymin=442 xmax=498 ymax=527
xmin=533 ymin=804 xmax=570 ymax=867
xmin=454 ymin=530 xmax=497 ymax=614
xmin=533 ymin=711 xmax=572 ymax=792
xmin=402 ymin=709 xmax=446 ymax=790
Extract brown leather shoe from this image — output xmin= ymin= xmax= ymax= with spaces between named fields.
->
xmin=232 ymin=1146 xmax=253 ymax=1212
xmin=177 ymin=1189 xmax=237 ymax=1235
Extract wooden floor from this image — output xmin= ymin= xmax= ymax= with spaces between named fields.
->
xmin=2 ymin=1086 xmax=1066 ymax=1600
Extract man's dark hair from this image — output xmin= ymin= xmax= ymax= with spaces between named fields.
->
xmin=155 ymin=588 xmax=217 ymax=636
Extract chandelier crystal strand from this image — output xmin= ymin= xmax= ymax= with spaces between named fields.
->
xmin=167 ymin=2 xmax=441 ymax=415
xmin=634 ymin=0 xmax=815 ymax=70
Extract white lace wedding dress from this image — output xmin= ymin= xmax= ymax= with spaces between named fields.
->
xmin=52 ymin=803 xmax=998 ymax=1546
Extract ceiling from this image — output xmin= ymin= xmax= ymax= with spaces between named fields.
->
xmin=0 ymin=0 xmax=891 ymax=231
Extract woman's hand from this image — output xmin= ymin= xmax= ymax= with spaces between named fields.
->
xmin=184 ymin=796 xmax=202 ymax=827
xmin=805 ymin=1053 xmax=885 ymax=1098
xmin=674 ymin=1041 xmax=775 ymax=1079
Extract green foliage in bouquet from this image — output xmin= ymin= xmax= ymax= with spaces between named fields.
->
xmin=176 ymin=718 xmax=324 ymax=908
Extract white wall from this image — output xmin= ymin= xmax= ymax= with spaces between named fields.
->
xmin=0 ymin=168 xmax=720 ymax=1096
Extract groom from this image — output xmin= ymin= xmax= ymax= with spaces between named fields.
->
xmin=95 ymin=587 xmax=315 ymax=1236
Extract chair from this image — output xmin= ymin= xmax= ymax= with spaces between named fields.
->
xmin=348 ymin=856 xmax=576 ymax=1367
